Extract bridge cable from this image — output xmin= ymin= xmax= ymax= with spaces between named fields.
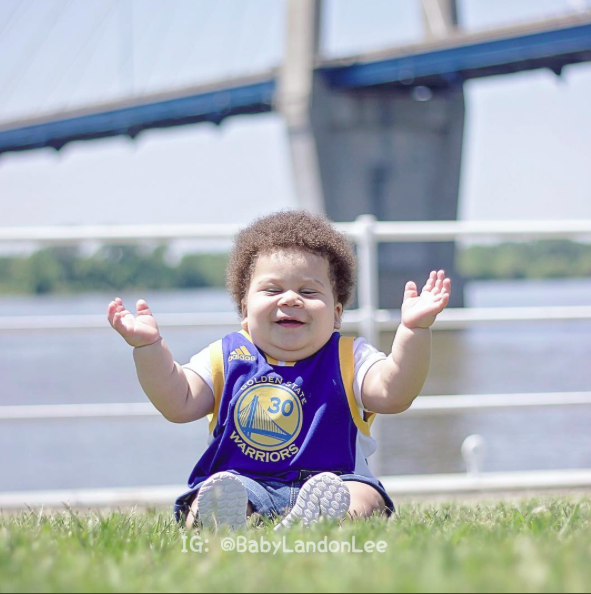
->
xmin=103 ymin=0 xmax=171 ymax=99
xmin=139 ymin=0 xmax=182 ymax=94
xmin=60 ymin=0 xmax=123 ymax=112
xmin=40 ymin=0 xmax=119 ymax=115
xmin=172 ymin=2 xmax=222 ymax=87
xmin=228 ymin=0 xmax=251 ymax=78
xmin=0 ymin=0 xmax=30 ymax=42
xmin=0 ymin=0 xmax=76 ymax=110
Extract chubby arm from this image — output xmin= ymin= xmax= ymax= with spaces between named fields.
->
xmin=108 ymin=297 xmax=214 ymax=423
xmin=361 ymin=270 xmax=451 ymax=414
xmin=133 ymin=338 xmax=214 ymax=423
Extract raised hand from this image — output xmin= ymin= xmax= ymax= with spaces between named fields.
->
xmin=401 ymin=270 xmax=451 ymax=330
xmin=107 ymin=297 xmax=161 ymax=348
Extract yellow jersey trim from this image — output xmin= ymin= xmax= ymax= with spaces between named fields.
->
xmin=366 ymin=411 xmax=377 ymax=428
xmin=265 ymin=354 xmax=297 ymax=367
xmin=207 ymin=339 xmax=225 ymax=434
xmin=339 ymin=335 xmax=372 ymax=437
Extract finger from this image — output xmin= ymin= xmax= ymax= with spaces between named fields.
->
xmin=108 ymin=301 xmax=126 ymax=320
xmin=114 ymin=311 xmax=134 ymax=333
xmin=107 ymin=303 xmax=117 ymax=326
xmin=438 ymin=274 xmax=451 ymax=295
xmin=434 ymin=269 xmax=444 ymax=288
xmin=423 ymin=272 xmax=436 ymax=293
xmin=111 ymin=311 xmax=125 ymax=331
xmin=423 ymin=271 xmax=436 ymax=292
xmin=108 ymin=300 xmax=120 ymax=318
xmin=437 ymin=292 xmax=450 ymax=311
xmin=136 ymin=299 xmax=153 ymax=315
xmin=404 ymin=281 xmax=418 ymax=300
xmin=433 ymin=270 xmax=447 ymax=295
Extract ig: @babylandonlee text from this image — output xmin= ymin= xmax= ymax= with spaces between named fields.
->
xmin=182 ymin=535 xmax=388 ymax=555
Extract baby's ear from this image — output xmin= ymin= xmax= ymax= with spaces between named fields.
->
xmin=240 ymin=299 xmax=248 ymax=330
xmin=334 ymin=302 xmax=343 ymax=330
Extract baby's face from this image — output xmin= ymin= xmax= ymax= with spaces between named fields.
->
xmin=241 ymin=249 xmax=343 ymax=361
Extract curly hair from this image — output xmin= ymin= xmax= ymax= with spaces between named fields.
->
xmin=226 ymin=210 xmax=357 ymax=314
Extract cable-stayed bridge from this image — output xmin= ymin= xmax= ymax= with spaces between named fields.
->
xmin=1 ymin=1 xmax=590 ymax=308
xmin=0 ymin=11 xmax=589 ymax=156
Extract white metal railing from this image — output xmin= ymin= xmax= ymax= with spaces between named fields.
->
xmin=1 ymin=217 xmax=590 ymax=501
xmin=2 ymin=219 xmax=590 ymax=244
xmin=2 ymin=218 xmax=591 ymax=346
xmin=1 ymin=218 xmax=590 ymax=402
xmin=2 ymin=467 xmax=591 ymax=509
xmin=1 ymin=392 xmax=590 ymax=421
xmin=2 ymin=306 xmax=591 ymax=333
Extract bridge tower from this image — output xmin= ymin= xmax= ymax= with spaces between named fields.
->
xmin=278 ymin=0 xmax=466 ymax=308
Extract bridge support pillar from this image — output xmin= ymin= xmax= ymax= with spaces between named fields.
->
xmin=311 ymin=79 xmax=466 ymax=308
xmin=421 ymin=0 xmax=460 ymax=38
xmin=280 ymin=0 xmax=465 ymax=308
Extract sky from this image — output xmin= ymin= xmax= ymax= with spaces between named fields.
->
xmin=0 ymin=0 xmax=590 ymax=253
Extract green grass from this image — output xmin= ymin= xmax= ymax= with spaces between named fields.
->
xmin=1 ymin=497 xmax=591 ymax=593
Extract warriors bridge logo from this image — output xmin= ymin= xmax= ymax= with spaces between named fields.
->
xmin=233 ymin=383 xmax=303 ymax=453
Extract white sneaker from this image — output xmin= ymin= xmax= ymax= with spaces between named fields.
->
xmin=195 ymin=472 xmax=248 ymax=531
xmin=275 ymin=472 xmax=351 ymax=530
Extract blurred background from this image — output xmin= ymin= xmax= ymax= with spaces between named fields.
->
xmin=1 ymin=0 xmax=591 ymax=497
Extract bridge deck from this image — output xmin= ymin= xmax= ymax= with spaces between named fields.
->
xmin=1 ymin=12 xmax=590 ymax=156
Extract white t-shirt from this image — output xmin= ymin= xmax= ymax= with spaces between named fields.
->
xmin=182 ymin=337 xmax=387 ymax=413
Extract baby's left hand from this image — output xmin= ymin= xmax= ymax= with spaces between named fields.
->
xmin=401 ymin=270 xmax=452 ymax=330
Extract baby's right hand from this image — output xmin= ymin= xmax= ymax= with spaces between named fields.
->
xmin=107 ymin=297 xmax=161 ymax=348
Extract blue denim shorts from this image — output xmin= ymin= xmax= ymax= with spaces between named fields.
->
xmin=174 ymin=470 xmax=395 ymax=524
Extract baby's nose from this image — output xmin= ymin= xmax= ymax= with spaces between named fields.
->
xmin=278 ymin=290 xmax=303 ymax=307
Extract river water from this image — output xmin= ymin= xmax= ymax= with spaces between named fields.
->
xmin=1 ymin=279 xmax=590 ymax=492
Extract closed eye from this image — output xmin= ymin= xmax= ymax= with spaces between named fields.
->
xmin=262 ymin=288 xmax=319 ymax=296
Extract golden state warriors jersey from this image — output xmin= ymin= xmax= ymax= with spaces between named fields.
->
xmin=186 ymin=330 xmax=377 ymax=487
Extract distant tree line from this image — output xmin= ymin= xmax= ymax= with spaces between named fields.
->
xmin=457 ymin=240 xmax=591 ymax=280
xmin=0 ymin=240 xmax=589 ymax=295
xmin=0 ymin=245 xmax=228 ymax=295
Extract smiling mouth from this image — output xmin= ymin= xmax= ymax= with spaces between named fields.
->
xmin=276 ymin=320 xmax=305 ymax=328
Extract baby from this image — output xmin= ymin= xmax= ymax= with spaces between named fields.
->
xmin=107 ymin=211 xmax=451 ymax=530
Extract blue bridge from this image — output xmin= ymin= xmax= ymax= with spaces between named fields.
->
xmin=1 ymin=2 xmax=589 ymax=310
xmin=0 ymin=12 xmax=590 ymax=156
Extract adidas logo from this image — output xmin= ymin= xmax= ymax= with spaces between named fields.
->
xmin=228 ymin=346 xmax=257 ymax=362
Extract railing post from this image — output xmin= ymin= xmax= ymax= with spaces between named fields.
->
xmin=356 ymin=215 xmax=379 ymax=347
xmin=356 ymin=214 xmax=382 ymax=476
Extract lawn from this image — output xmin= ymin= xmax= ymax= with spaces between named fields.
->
xmin=1 ymin=497 xmax=590 ymax=593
